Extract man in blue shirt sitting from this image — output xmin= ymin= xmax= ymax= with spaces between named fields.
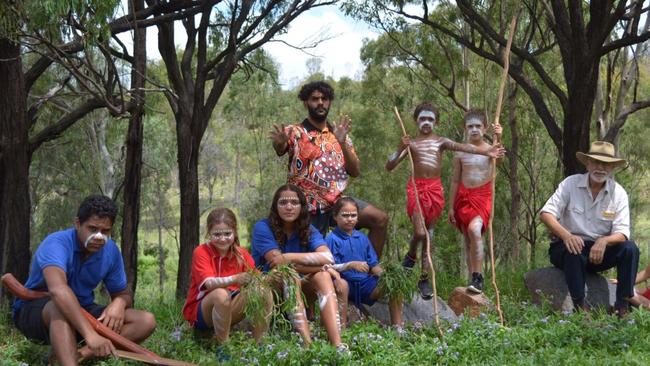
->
xmin=13 ymin=195 xmax=156 ymax=365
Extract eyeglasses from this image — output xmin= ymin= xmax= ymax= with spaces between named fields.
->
xmin=278 ymin=198 xmax=301 ymax=207
xmin=209 ymin=231 xmax=234 ymax=240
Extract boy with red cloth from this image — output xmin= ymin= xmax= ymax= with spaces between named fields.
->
xmin=448 ymin=109 xmax=502 ymax=293
xmin=386 ymin=103 xmax=505 ymax=299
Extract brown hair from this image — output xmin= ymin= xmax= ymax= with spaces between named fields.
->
xmin=413 ymin=102 xmax=439 ymax=122
xmin=268 ymin=184 xmax=311 ymax=248
xmin=463 ymin=108 xmax=488 ymax=127
xmin=206 ymin=208 xmax=247 ymax=267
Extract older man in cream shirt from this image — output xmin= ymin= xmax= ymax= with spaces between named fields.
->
xmin=540 ymin=141 xmax=639 ymax=317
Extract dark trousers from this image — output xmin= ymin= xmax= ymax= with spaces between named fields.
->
xmin=549 ymin=239 xmax=639 ymax=307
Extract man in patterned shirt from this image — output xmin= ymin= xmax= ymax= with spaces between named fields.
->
xmin=269 ymin=81 xmax=388 ymax=257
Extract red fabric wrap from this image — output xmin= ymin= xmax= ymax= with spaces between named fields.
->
xmin=406 ymin=177 xmax=445 ymax=225
xmin=641 ymin=287 xmax=650 ymax=300
xmin=453 ymin=180 xmax=492 ymax=233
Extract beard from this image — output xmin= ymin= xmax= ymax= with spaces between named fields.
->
xmin=308 ymin=105 xmax=329 ymax=122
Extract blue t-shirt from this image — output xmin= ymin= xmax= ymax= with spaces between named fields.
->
xmin=13 ymin=228 xmax=127 ymax=316
xmin=326 ymin=227 xmax=379 ymax=282
xmin=251 ymin=218 xmax=326 ymax=272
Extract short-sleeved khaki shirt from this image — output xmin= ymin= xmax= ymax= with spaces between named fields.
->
xmin=540 ymin=173 xmax=630 ymax=241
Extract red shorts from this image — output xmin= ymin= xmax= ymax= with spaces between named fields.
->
xmin=453 ymin=181 xmax=492 ymax=234
xmin=406 ymin=177 xmax=445 ymax=225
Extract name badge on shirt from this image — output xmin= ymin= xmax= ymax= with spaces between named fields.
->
xmin=602 ymin=200 xmax=616 ymax=220
xmin=602 ymin=210 xmax=615 ymax=220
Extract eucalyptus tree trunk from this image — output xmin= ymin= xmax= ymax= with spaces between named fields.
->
xmin=120 ymin=0 xmax=146 ymax=296
xmin=0 ymin=38 xmax=31 ymax=298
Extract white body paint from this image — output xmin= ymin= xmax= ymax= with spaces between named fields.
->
xmin=303 ymin=252 xmax=334 ymax=265
xmin=84 ymin=232 xmax=109 ymax=248
xmin=456 ymin=151 xmax=492 ymax=187
xmin=412 ymin=139 xmax=444 ymax=169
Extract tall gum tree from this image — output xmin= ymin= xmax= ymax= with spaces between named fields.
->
xmin=150 ymin=0 xmax=336 ymax=299
xmin=0 ymin=0 xmax=203 ymax=297
xmin=347 ymin=0 xmax=650 ymax=176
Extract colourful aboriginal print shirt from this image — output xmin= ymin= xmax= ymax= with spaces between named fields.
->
xmin=285 ymin=119 xmax=356 ymax=214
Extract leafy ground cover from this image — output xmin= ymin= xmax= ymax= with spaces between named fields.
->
xmin=3 ymin=278 xmax=650 ymax=366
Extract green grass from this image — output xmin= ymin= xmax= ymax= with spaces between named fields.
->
xmin=3 ymin=265 xmax=650 ymax=365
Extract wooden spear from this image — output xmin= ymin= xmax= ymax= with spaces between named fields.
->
xmin=488 ymin=15 xmax=518 ymax=326
xmin=393 ymin=107 xmax=444 ymax=338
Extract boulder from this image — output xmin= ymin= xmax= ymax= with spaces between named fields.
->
xmin=524 ymin=267 xmax=614 ymax=312
xmin=349 ymin=294 xmax=457 ymax=325
xmin=447 ymin=287 xmax=492 ymax=317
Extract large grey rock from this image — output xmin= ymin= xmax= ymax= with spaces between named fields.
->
xmin=352 ymin=294 xmax=457 ymax=325
xmin=524 ymin=267 xmax=614 ymax=312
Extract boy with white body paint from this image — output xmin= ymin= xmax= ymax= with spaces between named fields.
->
xmin=386 ymin=102 xmax=505 ymax=299
xmin=325 ymin=197 xmax=404 ymax=327
xmin=448 ymin=109 xmax=502 ymax=293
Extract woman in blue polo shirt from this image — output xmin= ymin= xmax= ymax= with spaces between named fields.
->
xmin=252 ymin=184 xmax=345 ymax=350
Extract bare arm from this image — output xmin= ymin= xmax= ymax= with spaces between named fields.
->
xmin=44 ymin=266 xmax=116 ymax=356
xmin=266 ymin=246 xmax=334 ymax=268
xmin=385 ymin=136 xmax=409 ymax=171
xmin=442 ymin=138 xmax=505 ymax=158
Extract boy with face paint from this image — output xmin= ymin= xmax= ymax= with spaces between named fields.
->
xmin=448 ymin=109 xmax=502 ymax=293
xmin=12 ymin=195 xmax=156 ymax=365
xmin=386 ymin=103 xmax=505 ymax=300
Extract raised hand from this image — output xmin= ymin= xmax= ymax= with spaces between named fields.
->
xmin=333 ymin=115 xmax=352 ymax=144
xmin=269 ymin=124 xmax=289 ymax=147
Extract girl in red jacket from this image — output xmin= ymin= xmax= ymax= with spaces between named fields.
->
xmin=183 ymin=208 xmax=271 ymax=348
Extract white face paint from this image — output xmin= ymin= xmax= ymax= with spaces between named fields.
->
xmin=465 ymin=118 xmax=485 ymax=140
xmin=417 ymin=110 xmax=436 ymax=132
xmin=84 ymin=232 xmax=109 ymax=249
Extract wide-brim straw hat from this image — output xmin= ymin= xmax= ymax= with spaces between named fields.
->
xmin=576 ymin=141 xmax=628 ymax=169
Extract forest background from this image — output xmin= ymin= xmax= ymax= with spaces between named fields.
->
xmin=3 ymin=1 xmax=650 ymax=364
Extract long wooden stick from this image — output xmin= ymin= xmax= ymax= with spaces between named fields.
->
xmin=393 ymin=107 xmax=443 ymax=339
xmin=488 ymin=15 xmax=518 ymax=326
xmin=2 ymin=273 xmax=196 ymax=366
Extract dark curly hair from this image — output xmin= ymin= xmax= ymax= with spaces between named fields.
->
xmin=463 ymin=108 xmax=488 ymax=127
xmin=331 ymin=197 xmax=358 ymax=216
xmin=77 ymin=195 xmax=118 ymax=225
xmin=413 ymin=102 xmax=439 ymax=122
xmin=298 ymin=81 xmax=335 ymax=101
xmin=268 ymin=184 xmax=311 ymax=248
